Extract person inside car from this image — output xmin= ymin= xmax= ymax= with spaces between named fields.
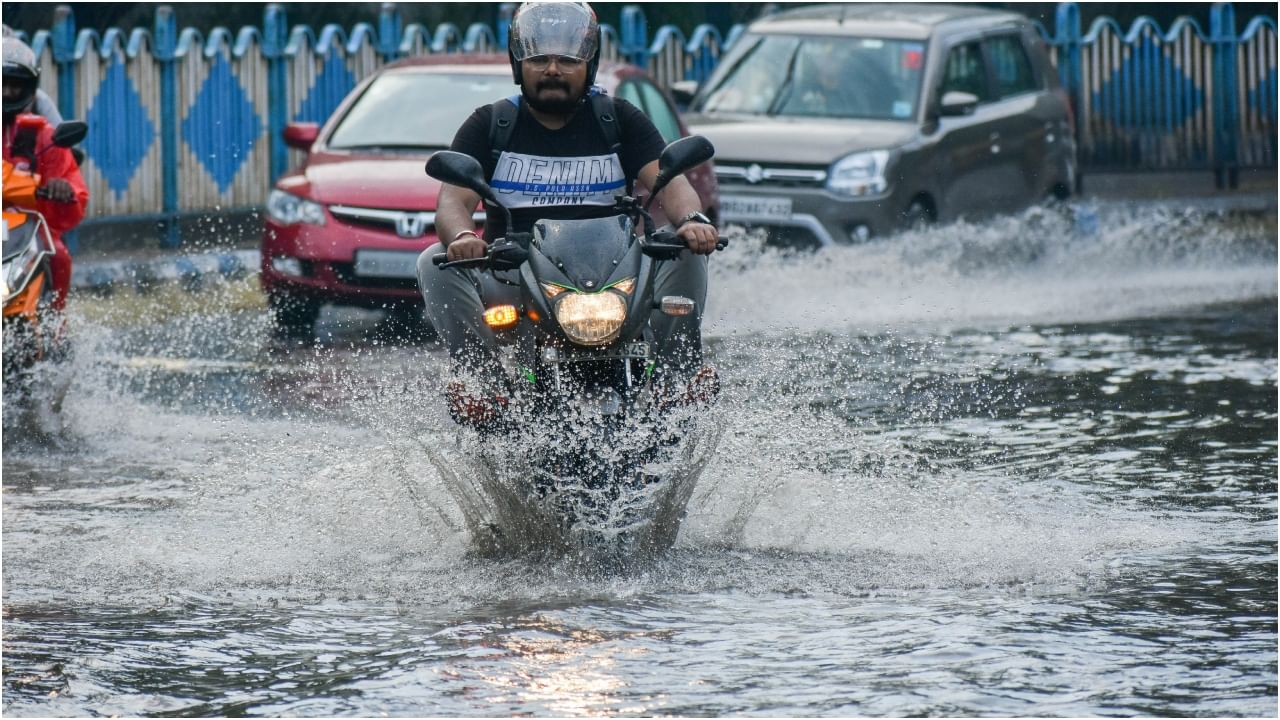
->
xmin=3 ymin=37 xmax=88 ymax=312
xmin=419 ymin=1 xmax=718 ymax=425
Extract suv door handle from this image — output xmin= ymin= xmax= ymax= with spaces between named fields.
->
xmin=989 ymin=132 xmax=1001 ymax=154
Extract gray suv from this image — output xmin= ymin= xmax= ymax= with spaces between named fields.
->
xmin=681 ymin=4 xmax=1076 ymax=246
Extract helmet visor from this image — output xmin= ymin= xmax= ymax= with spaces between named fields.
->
xmin=2 ymin=68 xmax=37 ymax=114
xmin=510 ymin=3 xmax=598 ymax=62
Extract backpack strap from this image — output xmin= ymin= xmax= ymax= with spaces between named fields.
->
xmin=487 ymin=95 xmax=521 ymax=164
xmin=588 ymin=88 xmax=627 ymax=194
xmin=589 ymin=90 xmax=621 ymax=158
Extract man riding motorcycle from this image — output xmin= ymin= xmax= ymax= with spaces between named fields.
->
xmin=3 ymin=37 xmax=88 ymax=313
xmin=419 ymin=1 xmax=719 ymax=426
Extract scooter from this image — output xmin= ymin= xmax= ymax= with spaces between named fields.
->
xmin=425 ymin=135 xmax=725 ymax=561
xmin=3 ymin=117 xmax=88 ymax=383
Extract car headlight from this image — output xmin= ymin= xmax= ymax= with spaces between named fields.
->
xmin=827 ymin=150 xmax=891 ymax=197
xmin=266 ymin=189 xmax=326 ymax=226
xmin=554 ymin=291 xmax=627 ymax=346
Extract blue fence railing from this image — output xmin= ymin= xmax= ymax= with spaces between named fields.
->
xmin=12 ymin=2 xmax=1277 ymax=241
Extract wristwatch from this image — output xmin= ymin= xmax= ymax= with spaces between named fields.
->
xmin=676 ymin=211 xmax=712 ymax=228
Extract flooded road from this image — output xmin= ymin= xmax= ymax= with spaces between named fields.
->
xmin=3 ymin=205 xmax=1276 ymax=716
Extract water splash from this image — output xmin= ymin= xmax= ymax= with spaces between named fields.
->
xmin=7 ymin=205 xmax=1264 ymax=605
xmin=708 ymin=203 xmax=1276 ymax=335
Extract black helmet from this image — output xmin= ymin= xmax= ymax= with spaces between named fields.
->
xmin=508 ymin=2 xmax=600 ymax=86
xmin=3 ymin=37 xmax=40 ymax=117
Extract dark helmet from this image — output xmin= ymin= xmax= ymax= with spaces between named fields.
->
xmin=508 ymin=2 xmax=601 ymax=86
xmin=3 ymin=37 xmax=40 ymax=117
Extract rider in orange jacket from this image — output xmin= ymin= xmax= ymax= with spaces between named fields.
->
xmin=3 ymin=37 xmax=88 ymax=311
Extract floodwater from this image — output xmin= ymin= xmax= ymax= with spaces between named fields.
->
xmin=3 ymin=204 xmax=1276 ymax=716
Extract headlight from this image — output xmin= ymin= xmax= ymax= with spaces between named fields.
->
xmin=554 ymin=291 xmax=627 ymax=346
xmin=827 ymin=150 xmax=891 ymax=197
xmin=266 ymin=189 xmax=326 ymax=226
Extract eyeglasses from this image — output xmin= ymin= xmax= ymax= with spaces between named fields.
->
xmin=524 ymin=55 xmax=585 ymax=71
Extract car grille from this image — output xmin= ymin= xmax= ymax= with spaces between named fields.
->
xmin=714 ymin=163 xmax=828 ymax=188
xmin=328 ymin=205 xmax=485 ymax=238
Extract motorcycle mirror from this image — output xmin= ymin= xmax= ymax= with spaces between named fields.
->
xmin=426 ymin=151 xmax=496 ymax=204
xmin=427 ymin=150 xmax=515 ymax=236
xmin=660 ymin=135 xmax=715 ymax=177
xmin=52 ymin=120 xmax=88 ymax=149
xmin=645 ymin=135 xmax=715 ymax=210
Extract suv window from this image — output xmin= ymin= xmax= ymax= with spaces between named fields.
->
xmin=985 ymin=35 xmax=1039 ymax=98
xmin=939 ymin=42 xmax=990 ymax=103
xmin=697 ymin=33 xmax=925 ymax=120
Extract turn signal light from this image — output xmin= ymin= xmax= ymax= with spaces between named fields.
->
xmin=483 ymin=304 xmax=519 ymax=330
xmin=659 ymin=295 xmax=696 ymax=317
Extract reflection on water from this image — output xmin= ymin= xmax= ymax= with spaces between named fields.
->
xmin=3 ymin=204 xmax=1276 ymax=716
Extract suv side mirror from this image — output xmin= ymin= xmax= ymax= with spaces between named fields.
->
xmin=939 ymin=91 xmax=979 ymax=117
xmin=283 ymin=122 xmax=320 ymax=151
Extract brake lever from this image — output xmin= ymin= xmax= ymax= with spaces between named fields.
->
xmin=643 ymin=228 xmax=728 ymax=257
xmin=488 ymin=242 xmax=529 ymax=271
xmin=433 ymin=255 xmax=489 ymax=270
xmin=642 ymin=240 xmax=686 ymax=261
xmin=432 ymin=240 xmax=529 ymax=271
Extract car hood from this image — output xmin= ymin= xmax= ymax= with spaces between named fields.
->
xmin=276 ymin=151 xmax=443 ymax=209
xmin=685 ymin=114 xmax=917 ymax=165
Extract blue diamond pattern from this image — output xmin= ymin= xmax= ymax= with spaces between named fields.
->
xmin=83 ymin=59 xmax=155 ymax=197
xmin=182 ymin=55 xmax=262 ymax=194
xmin=294 ymin=51 xmax=356 ymax=123
xmin=1092 ymin=37 xmax=1204 ymax=129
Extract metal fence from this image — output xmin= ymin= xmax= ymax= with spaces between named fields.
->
xmin=1042 ymin=2 xmax=1276 ymax=180
xmin=12 ymin=2 xmax=1277 ymax=239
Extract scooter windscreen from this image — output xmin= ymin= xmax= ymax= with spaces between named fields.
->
xmin=2 ymin=217 xmax=40 ymax=262
xmin=532 ymin=215 xmax=633 ymax=290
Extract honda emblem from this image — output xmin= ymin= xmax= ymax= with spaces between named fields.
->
xmin=395 ymin=213 xmax=429 ymax=238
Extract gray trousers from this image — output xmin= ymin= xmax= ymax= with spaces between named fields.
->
xmin=417 ymin=244 xmax=708 ymax=379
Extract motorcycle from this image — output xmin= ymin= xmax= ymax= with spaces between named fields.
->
xmin=3 ymin=116 xmax=88 ymax=387
xmin=424 ymin=135 xmax=725 ymax=562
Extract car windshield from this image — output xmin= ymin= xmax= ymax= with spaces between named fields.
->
xmin=696 ymin=34 xmax=925 ymax=121
xmin=327 ymin=72 xmax=511 ymax=150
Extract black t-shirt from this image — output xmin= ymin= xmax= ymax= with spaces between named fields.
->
xmin=449 ymin=95 xmax=665 ymax=239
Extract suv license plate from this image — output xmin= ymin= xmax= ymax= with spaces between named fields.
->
xmin=720 ymin=195 xmax=793 ymax=222
xmin=353 ymin=249 xmax=420 ymax=279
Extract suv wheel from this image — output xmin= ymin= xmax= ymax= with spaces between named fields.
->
xmin=268 ymin=292 xmax=320 ymax=337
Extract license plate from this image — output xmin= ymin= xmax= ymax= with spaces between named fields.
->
xmin=353 ymin=249 xmax=420 ymax=279
xmin=720 ymin=194 xmax=793 ymax=222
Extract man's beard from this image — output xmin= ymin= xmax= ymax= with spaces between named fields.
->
xmin=521 ymin=79 xmax=583 ymax=115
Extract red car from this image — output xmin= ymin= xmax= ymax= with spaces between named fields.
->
xmin=260 ymin=54 xmax=720 ymax=336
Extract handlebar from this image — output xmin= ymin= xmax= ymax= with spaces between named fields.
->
xmin=434 ymin=226 xmax=727 ymax=270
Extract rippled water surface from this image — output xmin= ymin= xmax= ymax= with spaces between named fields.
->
xmin=3 ymin=206 xmax=1276 ymax=716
